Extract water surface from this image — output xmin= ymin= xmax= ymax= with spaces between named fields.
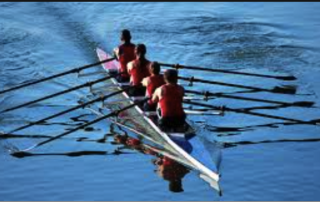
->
xmin=1 ymin=2 xmax=320 ymax=201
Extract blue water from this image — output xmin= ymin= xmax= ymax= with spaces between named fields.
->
xmin=1 ymin=2 xmax=320 ymax=201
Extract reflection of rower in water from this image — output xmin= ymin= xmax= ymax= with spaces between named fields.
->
xmin=113 ymin=134 xmax=144 ymax=151
xmin=113 ymin=134 xmax=190 ymax=193
xmin=153 ymin=156 xmax=190 ymax=193
xmin=152 ymin=69 xmax=186 ymax=131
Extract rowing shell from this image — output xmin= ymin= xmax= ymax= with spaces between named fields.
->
xmin=90 ymin=48 xmax=221 ymax=193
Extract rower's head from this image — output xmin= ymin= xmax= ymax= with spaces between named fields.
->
xmin=121 ymin=29 xmax=132 ymax=43
xmin=164 ymin=69 xmax=178 ymax=84
xmin=135 ymin=44 xmax=147 ymax=58
xmin=150 ymin=62 xmax=161 ymax=75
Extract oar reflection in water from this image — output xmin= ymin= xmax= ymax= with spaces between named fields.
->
xmin=223 ymin=138 xmax=320 ymax=148
xmin=202 ymin=117 xmax=320 ymax=137
xmin=10 ymin=149 xmax=137 ymax=159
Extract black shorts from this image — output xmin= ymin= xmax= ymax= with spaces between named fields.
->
xmin=143 ymin=102 xmax=157 ymax=111
xmin=157 ymin=109 xmax=186 ymax=131
xmin=158 ymin=116 xmax=186 ymax=128
xmin=116 ymin=75 xmax=130 ymax=83
xmin=127 ymin=85 xmax=146 ymax=97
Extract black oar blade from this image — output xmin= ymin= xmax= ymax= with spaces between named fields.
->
xmin=11 ymin=151 xmax=33 ymax=158
xmin=277 ymin=75 xmax=297 ymax=81
xmin=310 ymin=119 xmax=320 ymax=125
xmin=292 ymin=101 xmax=315 ymax=108
xmin=272 ymin=85 xmax=297 ymax=94
xmin=66 ymin=151 xmax=107 ymax=157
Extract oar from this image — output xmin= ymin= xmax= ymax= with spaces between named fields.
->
xmin=0 ymin=73 xmax=121 ymax=114
xmin=183 ymin=100 xmax=319 ymax=125
xmin=7 ymin=86 xmax=134 ymax=134
xmin=185 ymin=89 xmax=315 ymax=108
xmin=184 ymin=110 xmax=223 ymax=116
xmin=0 ymin=57 xmax=115 ymax=95
xmin=179 ymin=76 xmax=296 ymax=95
xmin=11 ymin=97 xmax=149 ymax=155
xmin=159 ymin=62 xmax=296 ymax=81
xmin=143 ymin=110 xmax=223 ymax=117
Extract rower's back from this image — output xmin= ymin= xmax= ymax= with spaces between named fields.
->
xmin=114 ymin=29 xmax=136 ymax=82
xmin=142 ymin=62 xmax=165 ymax=111
xmin=118 ymin=43 xmax=135 ymax=78
xmin=127 ymin=44 xmax=151 ymax=96
xmin=158 ymin=84 xmax=185 ymax=118
xmin=152 ymin=69 xmax=186 ymax=132
xmin=128 ymin=58 xmax=151 ymax=86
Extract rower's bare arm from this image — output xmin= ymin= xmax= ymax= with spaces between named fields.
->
xmin=142 ymin=77 xmax=150 ymax=87
xmin=152 ymin=88 xmax=161 ymax=102
xmin=127 ymin=61 xmax=134 ymax=75
xmin=113 ymin=47 xmax=120 ymax=59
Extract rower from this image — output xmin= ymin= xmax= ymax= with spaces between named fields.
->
xmin=142 ymin=61 xmax=165 ymax=111
xmin=127 ymin=44 xmax=151 ymax=96
xmin=113 ymin=29 xmax=136 ymax=82
xmin=152 ymin=69 xmax=186 ymax=131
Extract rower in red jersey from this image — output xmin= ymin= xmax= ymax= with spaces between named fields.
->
xmin=152 ymin=69 xmax=186 ymax=130
xmin=127 ymin=44 xmax=151 ymax=96
xmin=113 ymin=29 xmax=136 ymax=82
xmin=142 ymin=62 xmax=165 ymax=111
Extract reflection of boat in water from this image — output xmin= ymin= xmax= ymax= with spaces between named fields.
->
xmin=82 ymin=47 xmax=221 ymax=194
xmin=113 ymin=132 xmax=190 ymax=193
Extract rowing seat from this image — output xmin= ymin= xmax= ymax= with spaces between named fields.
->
xmin=118 ymin=82 xmax=130 ymax=87
xmin=143 ymin=111 xmax=157 ymax=116
xmin=131 ymin=96 xmax=146 ymax=101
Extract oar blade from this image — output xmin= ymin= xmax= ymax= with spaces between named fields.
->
xmin=292 ymin=101 xmax=315 ymax=108
xmin=272 ymin=85 xmax=297 ymax=94
xmin=276 ymin=75 xmax=297 ymax=81
xmin=11 ymin=151 xmax=33 ymax=158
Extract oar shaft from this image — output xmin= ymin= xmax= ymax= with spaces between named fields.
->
xmin=184 ymin=100 xmax=311 ymax=124
xmin=0 ymin=74 xmax=117 ymax=114
xmin=185 ymin=89 xmax=291 ymax=106
xmin=159 ymin=63 xmax=296 ymax=81
xmin=26 ymin=97 xmax=149 ymax=150
xmin=179 ymin=76 xmax=281 ymax=94
xmin=0 ymin=57 xmax=115 ymax=95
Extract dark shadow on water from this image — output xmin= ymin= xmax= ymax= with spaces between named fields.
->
xmin=11 ymin=149 xmax=136 ymax=158
xmin=0 ymin=133 xmax=114 ymax=143
xmin=7 ymin=129 xmax=192 ymax=193
xmin=111 ymin=131 xmax=191 ymax=193
xmin=1 ymin=133 xmax=55 ymax=139
xmin=223 ymin=138 xmax=320 ymax=149
xmin=206 ymin=117 xmax=320 ymax=137
xmin=70 ymin=113 xmax=93 ymax=122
